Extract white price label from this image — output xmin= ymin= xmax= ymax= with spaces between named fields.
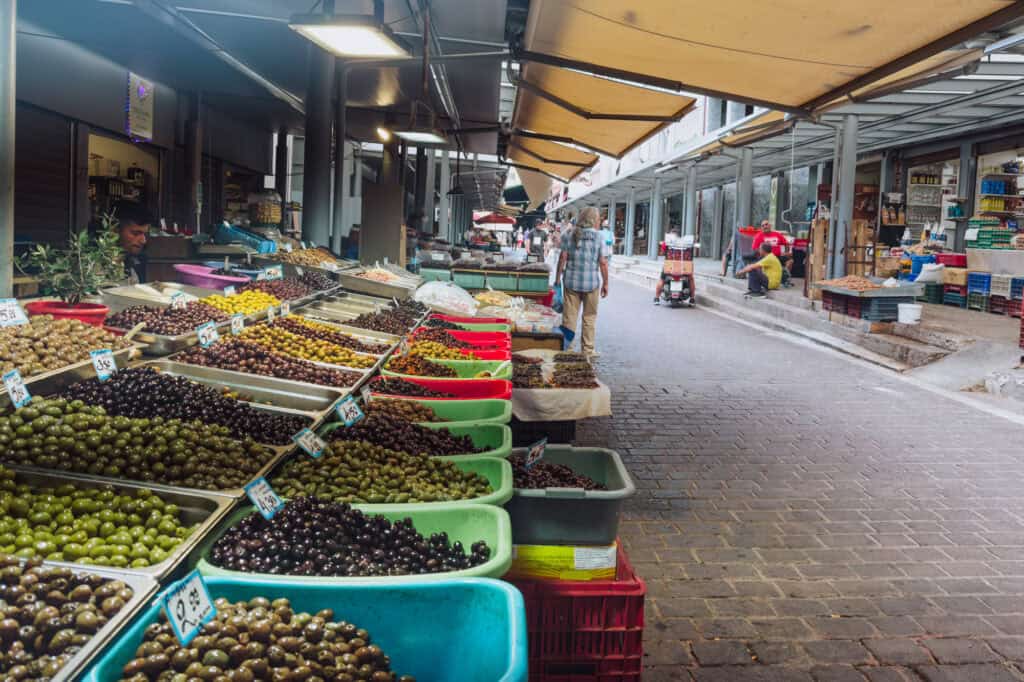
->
xmin=281 ymin=301 xmax=291 ymax=317
xmin=295 ymin=267 xmax=304 ymax=277
xmin=293 ymin=428 xmax=327 ymax=458
xmin=256 ymin=270 xmax=267 ymax=281
xmin=170 ymin=292 xmax=187 ymax=310
xmin=284 ymin=242 xmax=293 ymax=253
xmin=524 ymin=437 xmax=547 ymax=470
xmin=244 ymin=477 xmax=284 ymax=519
xmin=266 ymin=306 xmax=276 ymax=325
xmin=161 ymin=570 xmax=216 ymax=646
xmin=360 ymin=384 xmax=373 ymax=403
xmin=335 ymin=396 xmax=365 ymax=427
xmin=309 ymin=241 xmax=317 ymax=248
xmin=3 ymin=370 xmax=30 ymax=408
xmin=323 ymin=262 xmax=340 ymax=272
xmin=90 ymin=349 xmax=117 ymax=381
xmin=430 ymin=252 xmax=445 ymax=262
xmin=0 ymin=299 xmax=28 ymax=327
xmin=196 ymin=322 xmax=219 ymax=348
xmin=300 ymin=241 xmax=307 ymax=249
xmin=266 ymin=265 xmax=284 ymax=280
xmin=231 ymin=314 xmax=244 ymax=335
xmin=224 ymin=286 xmax=237 ymax=297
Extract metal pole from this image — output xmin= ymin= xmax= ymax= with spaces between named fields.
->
xmin=685 ymin=165 xmax=698 ymax=237
xmin=301 ymin=44 xmax=335 ymax=245
xmin=331 ymin=62 xmax=347 ymax=253
xmin=0 ymin=0 xmax=14 ymax=298
xmin=732 ymin=148 xmax=753 ymax=274
xmin=438 ymin=153 xmax=451 ymax=241
xmin=185 ymin=93 xmax=203 ymax=233
xmin=647 ymin=179 xmax=663 ymax=259
xmin=956 ymin=142 xmax=975 ymax=252
xmin=624 ymin=188 xmax=636 ymax=256
xmin=274 ymin=125 xmax=289 ymax=231
xmin=833 ymin=114 xmax=858 ymax=278
xmin=712 ymin=186 xmax=724 ymax=260
xmin=424 ymin=150 xmax=436 ymax=235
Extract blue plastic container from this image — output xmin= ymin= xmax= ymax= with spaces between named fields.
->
xmin=1012 ymin=277 xmax=1024 ymax=300
xmin=909 ymin=254 xmax=935 ymax=279
xmin=967 ymin=272 xmax=992 ymax=294
xmin=84 ymin=577 xmax=527 ymax=682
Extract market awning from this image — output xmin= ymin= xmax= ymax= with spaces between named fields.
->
xmin=518 ymin=0 xmax=1024 ymax=114
xmin=511 ymin=62 xmax=695 ymax=159
xmin=506 ymin=137 xmax=597 ymax=182
xmin=517 ymin=168 xmax=555 ymax=210
xmin=474 ymin=212 xmax=516 ymax=224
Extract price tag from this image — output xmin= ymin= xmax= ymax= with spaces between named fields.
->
xmin=3 ymin=369 xmax=30 ymax=408
xmin=310 ymin=241 xmax=317 ymax=248
xmin=284 ymin=243 xmax=293 ymax=253
xmin=323 ymin=262 xmax=340 ymax=272
xmin=281 ymin=301 xmax=291 ymax=317
xmin=224 ymin=286 xmax=237 ymax=297
xmin=293 ymin=428 xmax=326 ymax=458
xmin=160 ymin=570 xmax=216 ymax=646
xmin=0 ymin=299 xmax=28 ymax=327
xmin=430 ymin=252 xmax=445 ymax=262
xmin=524 ymin=437 xmax=547 ymax=470
xmin=196 ymin=322 xmax=219 ymax=348
xmin=244 ymin=477 xmax=284 ymax=520
xmin=256 ymin=270 xmax=268 ymax=281
xmin=266 ymin=306 xmax=276 ymax=325
xmin=360 ymin=384 xmax=373 ymax=403
xmin=230 ymin=314 xmax=244 ymax=336
xmin=392 ymin=297 xmax=400 ymax=308
xmin=295 ymin=267 xmax=304 ymax=277
xmin=170 ymin=292 xmax=187 ymax=310
xmin=266 ymin=265 xmax=284 ymax=280
xmin=335 ymin=396 xmax=365 ymax=426
xmin=300 ymin=241 xmax=307 ymax=249
xmin=90 ymin=349 xmax=117 ymax=381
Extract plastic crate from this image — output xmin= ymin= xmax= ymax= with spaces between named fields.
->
xmin=84 ymin=577 xmax=527 ymax=682
xmin=944 ymin=284 xmax=968 ymax=296
xmin=320 ymin=420 xmax=512 ymax=459
xmin=992 ymin=274 xmax=1013 ymax=299
xmin=507 ymin=543 xmax=645 ymax=682
xmin=519 ymin=273 xmax=552 ymax=292
xmin=371 ymin=397 xmax=513 ymax=426
xmin=412 ymin=328 xmax=512 ymax=349
xmin=935 ymin=253 xmax=967 ymax=267
xmin=917 ymin=283 xmax=943 ymax=304
xmin=366 ymin=375 xmax=513 ymax=401
xmin=845 ymin=297 xmax=863 ymax=318
xmin=505 ymin=446 xmax=636 ymax=546
xmin=968 ymin=292 xmax=990 ymax=312
xmin=197 ymin=503 xmax=513 ymax=582
xmin=383 ymin=359 xmax=513 ymax=380
xmin=861 ymin=296 xmax=914 ymax=321
xmin=511 ymin=418 xmax=577 ymax=447
xmin=1012 ymin=278 xmax=1024 ymax=300
xmin=420 ymin=267 xmax=452 ymax=282
xmin=943 ymin=291 xmax=967 ymax=308
xmin=1012 ymin=299 xmax=1024 ymax=318
xmin=487 ymin=272 xmax=519 ymax=291
xmin=452 ymin=269 xmax=488 ymax=289
xmin=990 ymin=295 xmax=1010 ymax=315
xmin=968 ymin=272 xmax=992 ymax=294
xmin=910 ymin=254 xmax=936 ymax=278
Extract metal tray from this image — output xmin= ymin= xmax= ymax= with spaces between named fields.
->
xmin=336 ymin=291 xmax=396 ymax=307
xmin=100 ymin=281 xmax=221 ymax=314
xmin=337 ymin=270 xmax=416 ymax=300
xmin=816 ymin=282 xmax=924 ymax=298
xmin=6 ymin=558 xmax=158 ymax=682
xmin=106 ymin=318 xmax=233 ymax=356
xmin=0 ymin=345 xmax=142 ymax=403
xmin=290 ymin=313 xmax=403 ymax=344
xmin=4 ymin=465 xmax=235 ymax=581
xmin=316 ymin=296 xmax=388 ymax=314
xmin=141 ymin=360 xmax=345 ymax=419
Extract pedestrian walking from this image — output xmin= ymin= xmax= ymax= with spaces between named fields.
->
xmin=555 ymin=206 xmax=608 ymax=357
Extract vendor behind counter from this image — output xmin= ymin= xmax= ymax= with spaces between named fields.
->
xmin=109 ymin=201 xmax=153 ymax=284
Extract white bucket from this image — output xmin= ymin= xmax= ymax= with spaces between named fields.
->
xmin=897 ymin=303 xmax=922 ymax=324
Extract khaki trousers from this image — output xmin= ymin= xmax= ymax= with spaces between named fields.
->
xmin=562 ymin=287 xmax=600 ymax=354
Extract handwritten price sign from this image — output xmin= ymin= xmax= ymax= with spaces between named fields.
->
xmin=293 ymin=428 xmax=326 ymax=458
xmin=161 ymin=571 xmax=216 ymax=646
xmin=196 ymin=322 xmax=219 ymax=348
xmin=90 ymin=349 xmax=117 ymax=381
xmin=244 ymin=477 xmax=284 ymax=519
xmin=3 ymin=370 xmax=30 ymax=408
xmin=335 ymin=396 xmax=365 ymax=426
xmin=0 ymin=300 xmax=28 ymax=327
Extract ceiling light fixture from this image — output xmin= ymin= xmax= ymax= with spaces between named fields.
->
xmin=393 ymin=100 xmax=448 ymax=145
xmin=376 ymin=126 xmax=392 ymax=142
xmin=289 ymin=5 xmax=408 ymax=59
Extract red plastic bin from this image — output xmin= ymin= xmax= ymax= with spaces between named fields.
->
xmin=935 ymin=253 xmax=967 ymax=268
xmin=411 ymin=328 xmax=511 ymax=348
xmin=365 ymin=375 xmax=513 ymax=401
xmin=430 ymin=313 xmax=510 ymax=324
xmin=505 ymin=543 xmax=645 ymax=682
xmin=460 ymin=348 xmax=511 ymax=360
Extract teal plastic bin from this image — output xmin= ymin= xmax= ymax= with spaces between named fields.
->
xmin=383 ymin=359 xmax=512 ymax=380
xmin=196 ymin=502 xmax=512 ymax=582
xmin=420 ymin=267 xmax=452 ymax=282
xmin=83 ymin=577 xmax=527 ymax=682
xmin=518 ymin=272 xmax=550 ymax=292
xmin=319 ymin=421 xmax=511 ymax=459
xmin=452 ymin=269 xmax=487 ymax=289
xmin=486 ymin=272 xmax=518 ymax=291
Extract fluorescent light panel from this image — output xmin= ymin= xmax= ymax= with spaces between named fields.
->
xmin=289 ymin=15 xmax=408 ymax=58
xmin=393 ymin=130 xmax=447 ymax=144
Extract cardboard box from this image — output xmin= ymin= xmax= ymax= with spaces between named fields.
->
xmin=505 ymin=542 xmax=618 ymax=581
xmin=663 ymin=260 xmax=693 ymax=276
xmin=944 ymin=267 xmax=968 ymax=286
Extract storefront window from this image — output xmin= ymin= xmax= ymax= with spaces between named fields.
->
xmin=87 ymin=133 xmax=159 ymax=223
xmin=752 ymin=175 xmax=771 ymax=226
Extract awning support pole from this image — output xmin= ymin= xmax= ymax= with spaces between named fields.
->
xmin=956 ymin=142 xmax=976 ymax=252
xmin=733 ymin=148 xmax=753 ymax=274
xmin=685 ymin=165 xmax=698 ymax=237
xmin=833 ymin=114 xmax=858 ymax=279
xmin=826 ymin=135 xmax=841 ymax=279
xmin=302 ymin=41 xmax=335 ymax=246
xmin=331 ymin=61 xmax=348 ymax=254
xmin=625 ymin=188 xmax=636 ymax=256
xmin=0 ymin=0 xmax=12 ymax=297
xmin=438 ymin=153 xmax=451 ymax=241
xmin=424 ymin=150 xmax=437 ymax=235
xmin=647 ymin=179 xmax=664 ymax=259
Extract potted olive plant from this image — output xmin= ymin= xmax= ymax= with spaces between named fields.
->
xmin=18 ymin=213 xmax=126 ymax=326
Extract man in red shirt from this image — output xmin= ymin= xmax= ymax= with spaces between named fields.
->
xmin=750 ymin=220 xmax=793 ymax=285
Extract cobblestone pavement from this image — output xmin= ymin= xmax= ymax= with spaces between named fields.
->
xmin=574 ymin=281 xmax=1024 ymax=681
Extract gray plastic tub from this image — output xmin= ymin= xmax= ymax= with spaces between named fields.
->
xmin=505 ymin=445 xmax=635 ymax=545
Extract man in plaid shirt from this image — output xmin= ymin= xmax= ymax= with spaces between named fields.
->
xmin=556 ymin=207 xmax=609 ymax=357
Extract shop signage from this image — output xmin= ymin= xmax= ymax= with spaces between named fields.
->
xmin=127 ymin=72 xmax=155 ymax=141
xmin=161 ymin=570 xmax=216 ymax=646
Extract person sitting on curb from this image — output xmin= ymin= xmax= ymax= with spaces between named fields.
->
xmin=737 ymin=243 xmax=782 ymax=297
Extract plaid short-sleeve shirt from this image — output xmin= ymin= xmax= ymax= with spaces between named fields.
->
xmin=560 ymin=228 xmax=603 ymax=292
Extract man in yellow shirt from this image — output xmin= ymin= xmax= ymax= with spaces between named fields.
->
xmin=737 ymin=243 xmax=782 ymax=297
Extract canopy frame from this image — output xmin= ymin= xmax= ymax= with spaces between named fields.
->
xmin=513 ymin=76 xmax=683 ymax=122
xmin=509 ymin=142 xmax=591 ymax=168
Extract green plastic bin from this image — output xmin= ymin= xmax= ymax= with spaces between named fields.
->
xmin=452 ymin=269 xmax=487 ymax=289
xmin=419 ymin=267 xmax=452 ymax=282
xmin=196 ymin=502 xmax=512 ymax=582
xmin=83 ymin=578 xmax=527 ymax=682
xmin=486 ymin=272 xmax=518 ymax=291
xmin=517 ymin=272 xmax=550 ymax=292
xmin=505 ymin=445 xmax=636 ymax=545
xmin=383 ymin=359 xmax=512 ymax=380
xmin=400 ymin=397 xmax=512 ymax=425
xmin=270 ymin=453 xmax=513 ymax=508
xmin=319 ymin=421 xmax=511 ymax=459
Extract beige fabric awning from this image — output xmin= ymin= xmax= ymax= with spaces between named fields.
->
xmin=522 ymin=0 xmax=1021 ymax=113
xmin=518 ymin=168 xmax=555 ymax=210
xmin=512 ymin=62 xmax=696 ymax=158
xmin=507 ymin=136 xmax=598 ymax=182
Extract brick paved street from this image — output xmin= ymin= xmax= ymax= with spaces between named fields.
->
xmin=576 ymin=280 xmax=1024 ymax=681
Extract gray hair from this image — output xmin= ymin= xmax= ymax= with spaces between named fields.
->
xmin=574 ymin=206 xmax=600 ymax=247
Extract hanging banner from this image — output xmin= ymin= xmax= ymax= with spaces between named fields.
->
xmin=127 ymin=72 xmax=155 ymax=141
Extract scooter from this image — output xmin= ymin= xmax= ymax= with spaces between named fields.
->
xmin=658 ymin=240 xmax=696 ymax=308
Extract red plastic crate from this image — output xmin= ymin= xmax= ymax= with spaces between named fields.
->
xmin=365 ymin=375 xmax=513 ymax=400
xmin=944 ymin=284 xmax=968 ymax=296
xmin=1012 ymin=300 xmax=1023 ymax=319
xmin=429 ymin=313 xmax=510 ymax=324
xmin=990 ymin=295 xmax=1009 ymax=316
xmin=935 ymin=253 xmax=967 ymax=268
xmin=506 ymin=544 xmax=645 ymax=682
xmin=845 ymin=297 xmax=863 ymax=319
xmin=411 ymin=328 xmax=511 ymax=349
